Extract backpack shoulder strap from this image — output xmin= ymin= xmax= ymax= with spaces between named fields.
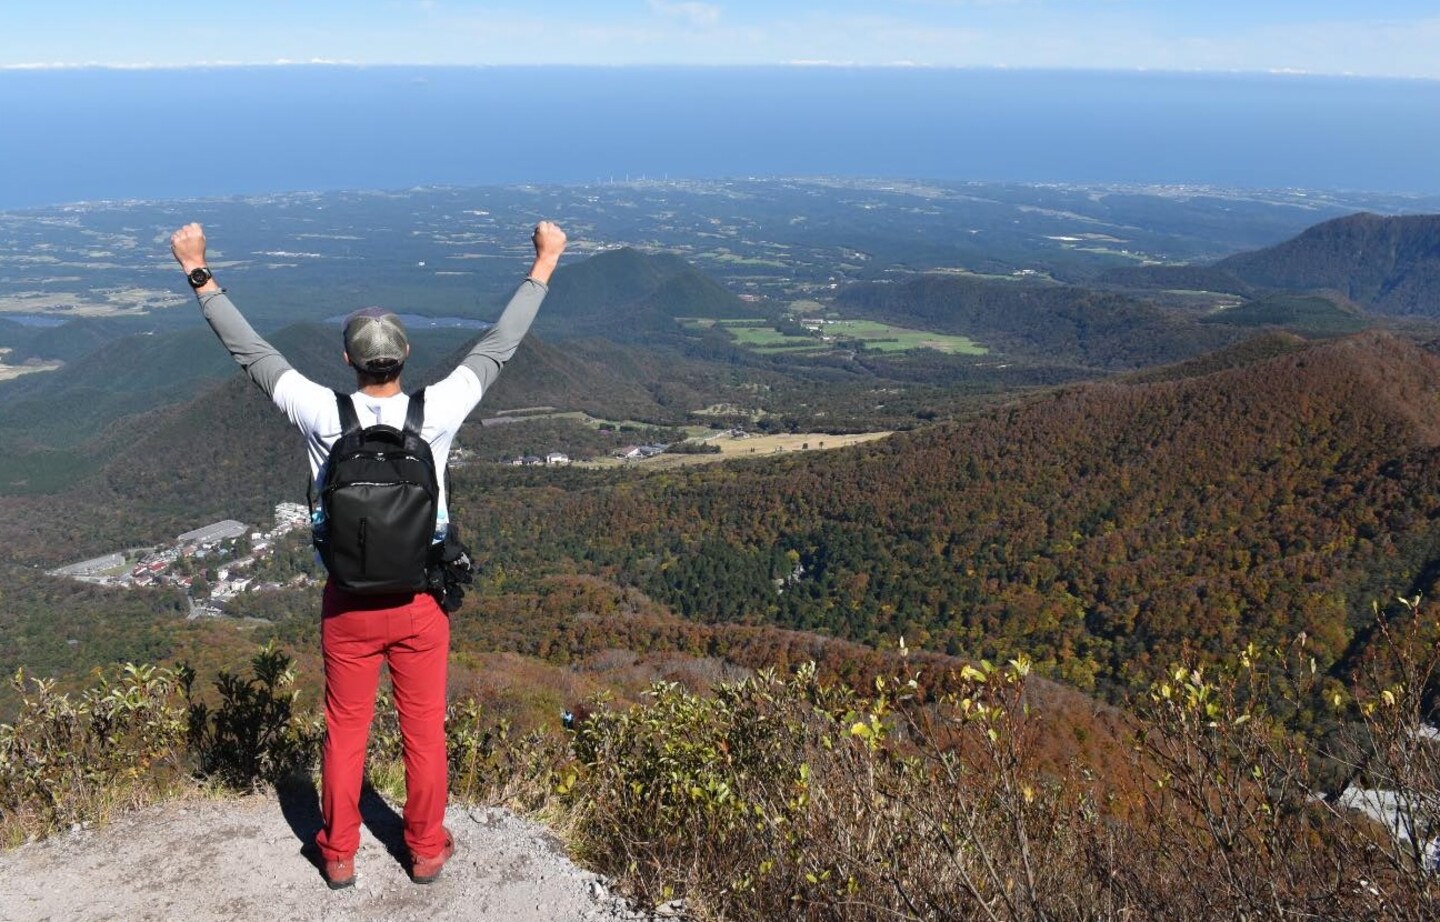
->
xmin=403 ymin=387 xmax=427 ymax=438
xmin=334 ymin=390 xmax=361 ymax=437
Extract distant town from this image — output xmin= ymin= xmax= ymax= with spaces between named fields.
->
xmin=49 ymin=502 xmax=316 ymax=619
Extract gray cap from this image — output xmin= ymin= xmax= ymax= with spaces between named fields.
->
xmin=344 ymin=308 xmax=409 ymax=373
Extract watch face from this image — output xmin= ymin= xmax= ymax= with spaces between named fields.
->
xmin=188 ymin=267 xmax=212 ymax=288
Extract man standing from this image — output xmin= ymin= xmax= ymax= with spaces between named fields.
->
xmin=171 ymin=219 xmax=567 ymax=889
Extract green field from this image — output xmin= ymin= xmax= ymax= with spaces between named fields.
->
xmin=681 ymin=317 xmax=987 ymax=355
xmin=697 ymin=250 xmax=791 ymax=269
xmin=728 ymin=326 xmax=827 ymax=352
xmin=681 ymin=318 xmax=824 ymax=352
xmin=825 ymin=320 xmax=988 ymax=355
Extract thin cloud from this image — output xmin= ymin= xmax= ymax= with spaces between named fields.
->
xmin=648 ymin=0 xmax=722 ymax=29
xmin=0 ymin=59 xmax=358 ymax=71
xmin=3 ymin=4 xmax=1438 ymax=77
xmin=0 ymin=61 xmax=227 ymax=70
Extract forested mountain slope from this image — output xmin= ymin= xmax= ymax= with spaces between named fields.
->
xmin=1215 ymin=213 xmax=1440 ymax=315
xmin=2 ymin=316 xmax=157 ymax=364
xmin=534 ymin=247 xmax=762 ymax=340
xmin=1102 ymin=213 xmax=1440 ymax=317
xmin=1200 ymin=293 xmax=1368 ymax=337
xmin=449 ymin=331 xmax=1440 ymax=695
xmin=835 ymin=274 xmax=1242 ymax=369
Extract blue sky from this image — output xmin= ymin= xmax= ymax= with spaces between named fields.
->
xmin=2 ymin=1 xmax=1438 ymax=77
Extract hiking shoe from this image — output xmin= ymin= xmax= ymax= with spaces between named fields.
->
xmin=410 ymin=829 xmax=456 ymax=884
xmin=322 ymin=856 xmax=356 ymax=890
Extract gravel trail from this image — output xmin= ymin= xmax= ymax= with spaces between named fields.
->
xmin=0 ymin=791 xmax=660 ymax=922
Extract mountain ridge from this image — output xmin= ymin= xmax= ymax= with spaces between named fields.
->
xmin=1214 ymin=212 xmax=1440 ymax=315
xmin=1100 ymin=212 xmax=1440 ymax=317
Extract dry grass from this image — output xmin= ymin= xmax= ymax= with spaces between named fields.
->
xmin=578 ymin=432 xmax=892 ymax=470
xmin=561 ymin=627 xmax=1440 ymax=921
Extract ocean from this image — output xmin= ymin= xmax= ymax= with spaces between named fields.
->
xmin=1 ymin=66 xmax=1438 ymax=209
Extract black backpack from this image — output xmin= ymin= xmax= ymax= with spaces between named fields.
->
xmin=311 ymin=389 xmax=439 ymax=594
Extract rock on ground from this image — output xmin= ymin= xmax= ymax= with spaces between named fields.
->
xmin=0 ymin=790 xmax=654 ymax=922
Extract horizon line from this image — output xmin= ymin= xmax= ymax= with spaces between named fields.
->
xmin=8 ymin=177 xmax=1440 ymax=216
xmin=2 ymin=60 xmax=1437 ymax=82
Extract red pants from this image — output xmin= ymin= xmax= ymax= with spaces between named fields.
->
xmin=314 ymin=583 xmax=451 ymax=862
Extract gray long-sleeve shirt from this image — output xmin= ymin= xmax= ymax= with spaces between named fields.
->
xmin=199 ymin=278 xmax=548 ymax=532
xmin=199 ymin=278 xmax=547 ymax=400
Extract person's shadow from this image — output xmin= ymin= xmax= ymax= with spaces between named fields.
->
xmin=278 ymin=773 xmax=410 ymax=874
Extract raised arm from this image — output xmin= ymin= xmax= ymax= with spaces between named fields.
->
xmin=171 ymin=222 xmax=294 ymax=399
xmin=461 ymin=221 xmax=567 ymax=392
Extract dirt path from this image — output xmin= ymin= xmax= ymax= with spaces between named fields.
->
xmin=0 ymin=791 xmax=660 ymax=922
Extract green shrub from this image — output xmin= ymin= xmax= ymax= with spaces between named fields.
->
xmin=1112 ymin=601 xmax=1440 ymax=920
xmin=0 ymin=664 xmax=187 ymax=844
xmin=182 ymin=643 xmax=320 ymax=789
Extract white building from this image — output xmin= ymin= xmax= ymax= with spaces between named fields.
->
xmin=177 ymin=520 xmax=248 ymax=545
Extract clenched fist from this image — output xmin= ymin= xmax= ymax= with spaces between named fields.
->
xmin=170 ymin=223 xmax=208 ymax=272
xmin=529 ymin=220 xmax=567 ymax=285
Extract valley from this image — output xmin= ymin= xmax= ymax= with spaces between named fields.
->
xmin=4 ymin=179 xmax=1440 ymax=730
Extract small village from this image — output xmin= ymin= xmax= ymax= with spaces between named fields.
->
xmin=49 ymin=502 xmax=316 ymax=618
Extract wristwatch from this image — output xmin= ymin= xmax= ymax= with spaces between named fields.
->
xmin=186 ymin=267 xmax=214 ymax=289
